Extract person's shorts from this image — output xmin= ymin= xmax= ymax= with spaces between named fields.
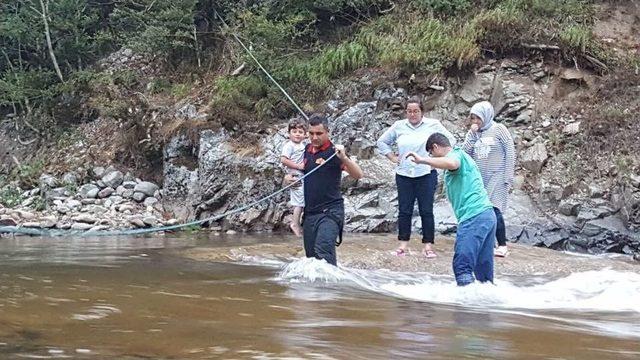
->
xmin=289 ymin=185 xmax=304 ymax=207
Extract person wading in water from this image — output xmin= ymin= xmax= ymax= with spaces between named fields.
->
xmin=284 ymin=114 xmax=364 ymax=265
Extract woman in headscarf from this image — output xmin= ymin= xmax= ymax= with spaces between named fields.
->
xmin=462 ymin=101 xmax=516 ymax=257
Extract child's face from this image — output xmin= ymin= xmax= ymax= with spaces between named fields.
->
xmin=289 ymin=127 xmax=306 ymax=143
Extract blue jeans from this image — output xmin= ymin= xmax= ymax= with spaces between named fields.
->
xmin=396 ymin=171 xmax=437 ymax=243
xmin=302 ymin=205 xmax=344 ymax=266
xmin=453 ymin=208 xmax=497 ymax=286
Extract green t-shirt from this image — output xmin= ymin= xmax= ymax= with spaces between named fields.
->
xmin=444 ymin=147 xmax=494 ymax=223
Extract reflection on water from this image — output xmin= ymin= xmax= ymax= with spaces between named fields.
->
xmin=0 ymin=234 xmax=638 ymax=359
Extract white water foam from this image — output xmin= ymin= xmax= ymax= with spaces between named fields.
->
xmin=276 ymin=258 xmax=640 ymax=314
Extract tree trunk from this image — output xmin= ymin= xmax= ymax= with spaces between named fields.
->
xmin=40 ymin=0 xmax=64 ymax=82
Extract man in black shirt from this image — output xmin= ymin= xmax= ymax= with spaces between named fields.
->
xmin=285 ymin=114 xmax=364 ymax=265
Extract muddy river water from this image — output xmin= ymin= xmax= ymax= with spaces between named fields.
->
xmin=0 ymin=233 xmax=638 ymax=359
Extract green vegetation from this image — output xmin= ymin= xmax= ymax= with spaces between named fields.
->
xmin=0 ymin=0 xmax=618 ymax=134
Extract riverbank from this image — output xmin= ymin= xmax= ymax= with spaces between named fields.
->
xmin=182 ymin=233 xmax=639 ymax=278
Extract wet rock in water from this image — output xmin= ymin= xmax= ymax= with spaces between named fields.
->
xmin=79 ymin=184 xmax=100 ymax=199
xmin=102 ymin=171 xmax=124 ymax=189
xmin=56 ymin=222 xmax=71 ymax=230
xmin=98 ymin=187 xmax=115 ymax=198
xmin=23 ymin=222 xmax=41 ymax=228
xmin=134 ymin=182 xmax=159 ymax=197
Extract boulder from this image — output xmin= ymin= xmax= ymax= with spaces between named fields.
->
xmin=102 ymin=171 xmax=124 ymax=189
xmin=521 ymin=143 xmax=548 ymax=173
xmin=78 ymin=184 xmax=100 ymax=199
xmin=134 ymin=182 xmax=159 ymax=197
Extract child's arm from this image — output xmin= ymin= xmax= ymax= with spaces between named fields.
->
xmin=405 ymin=152 xmax=460 ymax=171
xmin=281 ymin=156 xmax=304 ymax=171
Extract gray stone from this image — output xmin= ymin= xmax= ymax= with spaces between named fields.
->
xmin=514 ymin=110 xmax=533 ymax=124
xmin=132 ymin=192 xmax=146 ymax=202
xmin=102 ymin=171 xmax=124 ymax=189
xmin=66 ymin=199 xmax=82 ymax=209
xmin=142 ymin=216 xmax=158 ymax=227
xmin=589 ymin=184 xmax=605 ymax=198
xmin=558 ymin=199 xmax=581 ymax=216
xmin=176 ymin=104 xmax=198 ymax=119
xmin=72 ymin=214 xmax=98 ymax=224
xmin=458 ymin=73 xmax=494 ymax=104
xmin=629 ymin=174 xmax=640 ymax=189
xmin=98 ymin=187 xmax=115 ymax=198
xmin=92 ymin=166 xmax=105 ymax=179
xmin=56 ymin=206 xmax=70 ymax=215
xmin=129 ymin=218 xmax=147 ymax=228
xmin=134 ymin=182 xmax=159 ymax=197
xmin=71 ymin=222 xmax=94 ymax=230
xmin=23 ymin=222 xmax=42 ymax=228
xmin=39 ymin=174 xmax=59 ymax=189
xmin=521 ymin=143 xmax=548 ymax=173
xmin=122 ymin=181 xmax=137 ymax=189
xmin=0 ymin=218 xmax=17 ymax=226
xmin=80 ymin=198 xmax=96 ymax=205
xmin=78 ymin=184 xmax=100 ymax=199
xmin=46 ymin=187 xmax=70 ymax=199
xmin=143 ymin=197 xmax=159 ymax=207
xmin=56 ymin=222 xmax=71 ymax=230
xmin=577 ymin=207 xmax=612 ymax=222
xmin=563 ymin=122 xmax=581 ymax=135
xmin=123 ymin=172 xmax=136 ymax=182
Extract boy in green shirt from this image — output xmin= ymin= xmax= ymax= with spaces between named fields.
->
xmin=406 ymin=133 xmax=497 ymax=286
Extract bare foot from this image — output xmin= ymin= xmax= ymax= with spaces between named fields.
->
xmin=290 ymin=222 xmax=302 ymax=237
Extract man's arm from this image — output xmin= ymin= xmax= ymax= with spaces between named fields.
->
xmin=335 ymin=145 xmax=364 ymax=179
xmin=405 ymin=151 xmax=459 ymax=171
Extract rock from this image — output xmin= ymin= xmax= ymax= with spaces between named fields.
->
xmin=132 ymin=192 xmax=146 ymax=202
xmin=39 ymin=174 xmax=59 ymax=189
xmin=72 ymin=214 xmax=98 ymax=224
xmin=92 ymin=166 xmax=106 ymax=179
xmin=46 ymin=187 xmax=70 ymax=199
xmin=129 ymin=218 xmax=147 ymax=228
xmin=85 ymin=205 xmax=108 ymax=214
xmin=0 ymin=218 xmax=17 ymax=226
xmin=589 ymin=184 xmax=605 ymax=198
xmin=66 ymin=199 xmax=82 ymax=209
xmin=514 ymin=110 xmax=533 ymax=124
xmin=23 ymin=222 xmax=42 ymax=228
xmin=134 ymin=182 xmax=159 ymax=197
xmin=80 ymin=198 xmax=96 ymax=205
xmin=21 ymin=197 xmax=35 ymax=207
xmin=584 ymin=216 xmax=629 ymax=235
xmin=40 ymin=216 xmax=57 ymax=228
xmin=563 ymin=122 xmax=581 ymax=135
xmin=62 ymin=172 xmax=78 ymax=186
xmin=56 ymin=206 xmax=70 ymax=214
xmin=16 ymin=210 xmax=36 ymax=220
xmin=165 ymin=218 xmax=179 ymax=226
xmin=78 ymin=184 xmax=100 ymax=199
xmin=56 ymin=222 xmax=72 ymax=230
xmin=122 ymin=189 xmax=135 ymax=199
xmin=458 ymin=73 xmax=495 ymax=104
xmin=122 ymin=181 xmax=137 ymax=189
xmin=117 ymin=204 xmax=135 ymax=213
xmin=577 ymin=206 xmax=612 ymax=222
xmin=123 ymin=172 xmax=136 ymax=182
xmin=142 ymin=216 xmax=158 ymax=227
xmin=521 ymin=143 xmax=548 ymax=173
xmin=102 ymin=171 xmax=124 ymax=189
xmin=177 ymin=104 xmax=198 ymax=119
xmin=71 ymin=222 xmax=94 ymax=230
xmin=143 ymin=197 xmax=159 ymax=207
xmin=629 ymin=174 xmax=640 ymax=189
xmin=226 ymin=230 xmax=237 ymax=235
xmin=558 ymin=199 xmax=581 ymax=216
xmin=98 ymin=187 xmax=115 ymax=198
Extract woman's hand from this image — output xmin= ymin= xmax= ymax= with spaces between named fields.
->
xmin=470 ymin=123 xmax=479 ymax=132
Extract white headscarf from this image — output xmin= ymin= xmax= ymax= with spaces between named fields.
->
xmin=470 ymin=101 xmax=495 ymax=131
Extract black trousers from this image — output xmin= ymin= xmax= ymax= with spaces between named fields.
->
xmin=396 ymin=171 xmax=437 ymax=243
xmin=493 ymin=207 xmax=507 ymax=247
xmin=302 ymin=204 xmax=344 ymax=266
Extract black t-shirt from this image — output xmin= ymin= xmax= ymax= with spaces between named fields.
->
xmin=303 ymin=141 xmax=344 ymax=214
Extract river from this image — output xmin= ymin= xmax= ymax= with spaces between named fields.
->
xmin=0 ymin=233 xmax=638 ymax=359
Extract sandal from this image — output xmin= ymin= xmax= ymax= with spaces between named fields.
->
xmin=423 ymin=249 xmax=437 ymax=258
xmin=392 ymin=248 xmax=408 ymax=257
xmin=495 ymin=246 xmax=509 ymax=257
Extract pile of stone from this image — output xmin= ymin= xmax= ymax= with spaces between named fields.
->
xmin=0 ymin=167 xmax=176 ymax=234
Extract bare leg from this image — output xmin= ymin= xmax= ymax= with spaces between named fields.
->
xmin=290 ymin=206 xmax=303 ymax=236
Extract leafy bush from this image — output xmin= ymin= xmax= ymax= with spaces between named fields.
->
xmin=0 ymin=186 xmax=22 ymax=208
